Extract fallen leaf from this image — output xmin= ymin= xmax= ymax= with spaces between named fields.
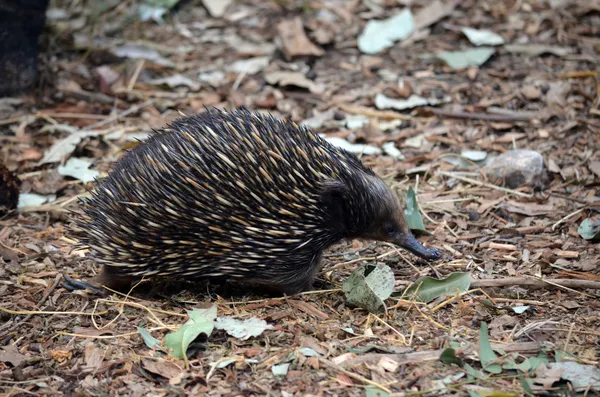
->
xmin=264 ymin=71 xmax=324 ymax=94
xmin=149 ymin=74 xmax=200 ymax=91
xmin=342 ymin=263 xmax=395 ymax=312
xmin=17 ymin=193 xmax=57 ymax=208
xmin=83 ymin=344 xmax=105 ymax=371
xmin=382 ymin=142 xmax=404 ymax=160
xmin=413 ymin=0 xmax=455 ymax=31
xmin=479 ymin=322 xmax=502 ymax=374
xmin=504 ymin=44 xmax=573 ymax=57
xmin=277 ymin=17 xmax=324 ymax=60
xmin=202 ymin=0 xmax=233 ymax=18
xmin=57 ymin=157 xmax=100 ymax=183
xmin=461 ymin=27 xmax=505 ymax=46
xmin=588 ymin=161 xmax=600 ymax=178
xmin=142 ymin=358 xmax=183 ymax=380
xmin=215 ymin=316 xmax=273 ymax=340
xmin=40 ymin=129 xmax=99 ymax=164
xmin=578 ymin=218 xmax=600 ymax=241
xmin=165 ymin=305 xmax=217 ymax=359
xmin=375 ymin=93 xmax=450 ymax=110
xmin=137 ymin=327 xmax=161 ymax=350
xmin=272 ymin=363 xmax=290 ymax=377
xmin=404 ymin=272 xmax=471 ymax=303
xmin=536 ymin=362 xmax=600 ymax=391
xmin=110 ymin=43 xmax=173 ymax=67
xmin=323 ymin=136 xmax=381 ymax=155
xmin=0 ymin=345 xmax=27 ymax=366
xmin=358 ymin=9 xmax=414 ymax=54
xmin=521 ymin=85 xmax=542 ymax=100
xmin=437 ymin=48 xmax=496 ymax=69
xmin=228 ymin=56 xmax=270 ymax=75
xmin=405 ymin=187 xmax=426 ymax=232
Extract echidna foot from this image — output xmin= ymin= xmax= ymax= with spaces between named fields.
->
xmin=61 ymin=274 xmax=107 ymax=296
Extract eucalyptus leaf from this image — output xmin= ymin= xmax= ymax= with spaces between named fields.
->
xmin=164 ymin=305 xmax=217 ymax=359
xmin=511 ymin=305 xmax=530 ymax=314
xmin=342 ymin=263 xmax=395 ymax=312
xmin=404 ymin=272 xmax=471 ymax=303
xmin=461 ymin=27 xmax=505 ymax=46
xmin=437 ymin=47 xmax=495 ymax=69
xmin=404 ymin=187 xmax=426 ymax=231
xmin=479 ymin=322 xmax=502 ymax=374
xmin=465 ymin=363 xmax=485 ymax=381
xmin=299 ymin=347 xmax=320 ymax=357
xmin=215 ymin=316 xmax=273 ymax=340
xmin=358 ymin=9 xmax=414 ymax=54
xmin=271 ymin=363 xmax=290 ymax=377
xmin=366 ymin=387 xmax=391 ymax=397
xmin=57 ymin=157 xmax=99 ymax=183
xmin=577 ymin=218 xmax=600 ymax=241
xmin=520 ymin=376 xmax=534 ymax=396
xmin=137 ymin=327 xmax=160 ymax=350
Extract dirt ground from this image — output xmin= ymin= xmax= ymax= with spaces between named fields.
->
xmin=1 ymin=0 xmax=599 ymax=396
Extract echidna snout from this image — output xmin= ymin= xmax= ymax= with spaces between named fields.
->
xmin=70 ymin=108 xmax=439 ymax=295
xmin=349 ymin=176 xmax=440 ymax=261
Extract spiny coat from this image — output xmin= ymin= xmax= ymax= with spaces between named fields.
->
xmin=72 ymin=108 xmax=439 ymax=294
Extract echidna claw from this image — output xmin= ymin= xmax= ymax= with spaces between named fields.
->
xmin=61 ymin=274 xmax=106 ymax=296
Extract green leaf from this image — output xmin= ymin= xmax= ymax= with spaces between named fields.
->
xmin=342 ymin=263 xmax=395 ymax=312
xmin=465 ymin=363 xmax=486 ymax=381
xmin=577 ymin=218 xmax=600 ymax=241
xmin=404 ymin=187 xmax=426 ymax=232
xmin=502 ymin=353 xmax=531 ymax=372
xmin=165 ymin=305 xmax=217 ymax=359
xmin=137 ymin=327 xmax=161 ymax=350
xmin=520 ymin=376 xmax=534 ymax=396
xmin=404 ymin=272 xmax=471 ymax=303
xmin=440 ymin=348 xmax=464 ymax=367
xmin=479 ymin=322 xmax=502 ymax=374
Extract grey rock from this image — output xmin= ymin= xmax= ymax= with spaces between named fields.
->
xmin=484 ymin=149 xmax=546 ymax=189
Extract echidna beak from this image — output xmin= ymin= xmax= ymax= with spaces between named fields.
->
xmin=396 ymin=233 xmax=441 ymax=261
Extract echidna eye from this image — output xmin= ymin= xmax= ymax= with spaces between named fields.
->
xmin=384 ymin=222 xmax=395 ymax=234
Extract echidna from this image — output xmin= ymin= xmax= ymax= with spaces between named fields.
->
xmin=69 ymin=108 xmax=439 ymax=295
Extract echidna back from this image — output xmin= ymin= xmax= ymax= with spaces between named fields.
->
xmin=74 ymin=108 xmax=374 ymax=288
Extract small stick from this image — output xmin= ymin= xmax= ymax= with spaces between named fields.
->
xmin=551 ymin=208 xmax=585 ymax=231
xmin=428 ymin=107 xmax=539 ymax=122
xmin=371 ymin=314 xmax=407 ymax=345
xmin=127 ymin=60 xmax=145 ymax=92
xmin=437 ymin=171 xmax=533 ymax=198
xmin=337 ymin=103 xmax=413 ymax=120
xmin=318 ymin=357 xmax=392 ymax=393
xmin=83 ymin=99 xmax=155 ymax=130
xmin=471 ymin=278 xmax=600 ymax=292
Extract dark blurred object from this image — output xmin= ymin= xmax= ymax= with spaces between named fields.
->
xmin=0 ymin=0 xmax=50 ymax=96
xmin=0 ymin=163 xmax=20 ymax=214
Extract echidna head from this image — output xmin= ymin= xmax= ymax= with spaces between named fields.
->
xmin=322 ymin=174 xmax=440 ymax=261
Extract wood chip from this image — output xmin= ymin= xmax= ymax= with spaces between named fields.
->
xmin=555 ymin=250 xmax=579 ymax=258
xmin=289 ymin=300 xmax=329 ymax=320
xmin=488 ymin=242 xmax=518 ymax=251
